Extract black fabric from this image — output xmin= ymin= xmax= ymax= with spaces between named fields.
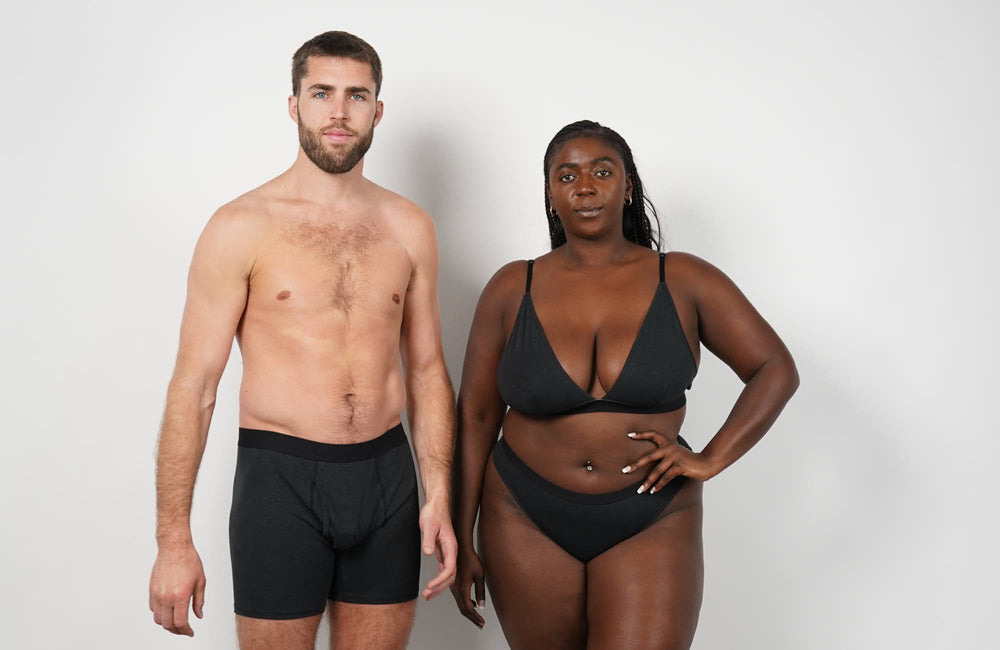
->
xmin=229 ymin=425 xmax=420 ymax=618
xmin=491 ymin=436 xmax=690 ymax=562
xmin=237 ymin=424 xmax=408 ymax=462
xmin=496 ymin=252 xmax=697 ymax=417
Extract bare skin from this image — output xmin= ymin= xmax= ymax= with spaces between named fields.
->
xmin=234 ymin=601 xmax=417 ymax=650
xmin=149 ymin=55 xmax=456 ymax=648
xmin=451 ymin=136 xmax=799 ymax=648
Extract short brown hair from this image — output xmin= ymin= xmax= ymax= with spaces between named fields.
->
xmin=291 ymin=31 xmax=382 ymax=97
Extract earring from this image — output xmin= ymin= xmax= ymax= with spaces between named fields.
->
xmin=550 ymin=207 xmax=558 ymax=218
xmin=625 ymin=195 xmax=633 ymax=206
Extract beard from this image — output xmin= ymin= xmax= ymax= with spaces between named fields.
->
xmin=297 ymin=112 xmax=375 ymax=174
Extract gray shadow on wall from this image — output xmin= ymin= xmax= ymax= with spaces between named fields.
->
xmin=398 ymin=129 xmax=505 ymax=649
xmin=396 ymin=129 xmax=484 ymax=383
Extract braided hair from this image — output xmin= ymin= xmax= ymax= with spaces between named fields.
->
xmin=543 ymin=120 xmax=661 ymax=250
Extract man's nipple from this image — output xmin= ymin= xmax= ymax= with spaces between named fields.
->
xmin=392 ymin=293 xmax=400 ymax=304
xmin=277 ymin=290 xmax=291 ymax=301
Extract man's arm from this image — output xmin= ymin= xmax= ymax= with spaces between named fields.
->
xmin=398 ymin=207 xmax=457 ymax=600
xmin=149 ymin=205 xmax=255 ymax=636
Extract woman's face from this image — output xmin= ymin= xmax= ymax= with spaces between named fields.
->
xmin=547 ymin=136 xmax=633 ymax=241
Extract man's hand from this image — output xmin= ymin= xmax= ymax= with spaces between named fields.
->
xmin=149 ymin=543 xmax=206 ymax=636
xmin=418 ymin=500 xmax=457 ymax=600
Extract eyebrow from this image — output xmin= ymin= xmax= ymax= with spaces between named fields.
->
xmin=306 ymin=83 xmax=373 ymax=95
xmin=555 ymin=156 xmax=619 ymax=171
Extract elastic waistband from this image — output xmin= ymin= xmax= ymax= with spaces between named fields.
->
xmin=493 ymin=435 xmax=690 ymax=505
xmin=238 ymin=424 xmax=406 ymax=462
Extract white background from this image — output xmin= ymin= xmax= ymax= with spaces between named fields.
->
xmin=1 ymin=1 xmax=997 ymax=648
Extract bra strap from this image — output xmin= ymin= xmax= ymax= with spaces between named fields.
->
xmin=526 ymin=259 xmax=534 ymax=292
xmin=658 ymin=252 xmax=666 ymax=283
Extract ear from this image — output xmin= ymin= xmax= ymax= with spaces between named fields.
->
xmin=373 ymin=99 xmax=384 ymax=128
xmin=288 ymin=94 xmax=299 ymax=124
xmin=625 ymin=175 xmax=634 ymax=203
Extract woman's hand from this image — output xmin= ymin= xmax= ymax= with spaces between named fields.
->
xmin=450 ymin=544 xmax=487 ymax=628
xmin=622 ymin=430 xmax=718 ymax=491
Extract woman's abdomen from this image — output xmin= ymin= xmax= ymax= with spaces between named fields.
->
xmin=499 ymin=408 xmax=687 ymax=494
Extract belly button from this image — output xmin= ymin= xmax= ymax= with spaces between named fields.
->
xmin=584 ymin=460 xmax=593 ymax=472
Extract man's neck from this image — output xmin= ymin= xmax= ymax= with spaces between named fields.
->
xmin=286 ymin=148 xmax=368 ymax=204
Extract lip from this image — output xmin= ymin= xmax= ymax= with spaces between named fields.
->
xmin=574 ymin=205 xmax=604 ymax=217
xmin=323 ymin=129 xmax=354 ymax=142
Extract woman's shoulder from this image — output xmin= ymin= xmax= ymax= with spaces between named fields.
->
xmin=475 ymin=259 xmax=531 ymax=308
xmin=662 ymin=250 xmax=743 ymax=300
xmin=663 ymin=249 xmax=723 ymax=275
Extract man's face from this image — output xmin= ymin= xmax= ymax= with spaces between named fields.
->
xmin=290 ymin=56 xmax=383 ymax=174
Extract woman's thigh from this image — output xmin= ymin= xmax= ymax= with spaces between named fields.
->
xmin=478 ymin=452 xmax=588 ymax=650
xmin=585 ymin=480 xmax=704 ymax=650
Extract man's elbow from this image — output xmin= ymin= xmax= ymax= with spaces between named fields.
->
xmin=408 ymin=357 xmax=453 ymax=389
xmin=167 ymin=370 xmax=220 ymax=412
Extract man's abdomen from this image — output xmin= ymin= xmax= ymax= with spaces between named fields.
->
xmin=237 ymin=318 xmax=408 ymax=443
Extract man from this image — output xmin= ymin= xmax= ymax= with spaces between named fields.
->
xmin=148 ymin=31 xmax=457 ymax=649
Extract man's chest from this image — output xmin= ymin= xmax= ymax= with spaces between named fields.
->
xmin=248 ymin=220 xmax=413 ymax=318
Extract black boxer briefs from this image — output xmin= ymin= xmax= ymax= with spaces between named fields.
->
xmin=229 ymin=424 xmax=420 ymax=619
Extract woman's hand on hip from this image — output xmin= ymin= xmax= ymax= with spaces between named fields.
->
xmin=622 ymin=429 xmax=717 ymax=491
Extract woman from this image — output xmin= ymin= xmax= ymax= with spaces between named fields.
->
xmin=450 ymin=120 xmax=799 ymax=649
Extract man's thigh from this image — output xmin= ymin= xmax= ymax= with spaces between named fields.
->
xmin=327 ymin=600 xmax=416 ymax=650
xmin=237 ymin=613 xmax=322 ymax=650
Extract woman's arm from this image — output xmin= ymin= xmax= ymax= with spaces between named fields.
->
xmin=450 ymin=261 xmax=523 ymax=627
xmin=686 ymin=253 xmax=799 ymax=476
xmin=627 ymin=253 xmax=799 ymax=491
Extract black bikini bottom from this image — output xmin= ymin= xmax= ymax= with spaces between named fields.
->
xmin=491 ymin=435 xmax=690 ymax=562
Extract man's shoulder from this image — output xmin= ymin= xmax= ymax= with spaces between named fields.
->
xmin=200 ymin=194 xmax=268 ymax=241
xmin=206 ymin=177 xmax=295 ymax=231
xmin=368 ymin=183 xmax=432 ymax=228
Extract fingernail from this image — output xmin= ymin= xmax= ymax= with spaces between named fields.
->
xmin=621 ymin=466 xmax=631 ymax=473
xmin=637 ymin=484 xmax=646 ymax=494
xmin=650 ymin=486 xmax=657 ymax=494
xmin=627 ymin=432 xmax=636 ymax=438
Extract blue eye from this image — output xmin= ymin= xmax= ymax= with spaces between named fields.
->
xmin=350 ymin=93 xmax=366 ymax=101
xmin=314 ymin=91 xmax=327 ymax=99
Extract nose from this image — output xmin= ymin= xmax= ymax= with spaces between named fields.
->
xmin=329 ymin=95 xmax=348 ymax=121
xmin=575 ymin=180 xmax=596 ymax=197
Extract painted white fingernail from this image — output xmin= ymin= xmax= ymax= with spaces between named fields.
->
xmin=637 ymin=484 xmax=646 ymax=494
xmin=622 ymin=466 xmax=631 ymax=473
xmin=650 ymin=486 xmax=657 ymax=494
xmin=627 ymin=432 xmax=636 ymax=438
